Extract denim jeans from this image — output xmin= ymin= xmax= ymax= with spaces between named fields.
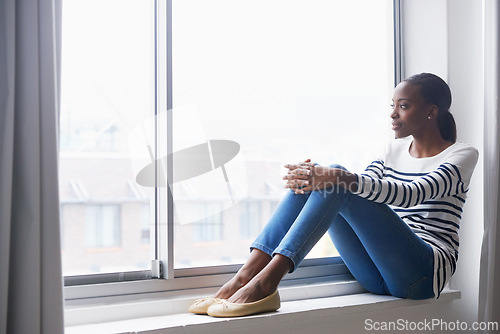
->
xmin=251 ymin=166 xmax=435 ymax=300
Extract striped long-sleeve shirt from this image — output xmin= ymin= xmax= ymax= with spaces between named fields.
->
xmin=352 ymin=137 xmax=479 ymax=297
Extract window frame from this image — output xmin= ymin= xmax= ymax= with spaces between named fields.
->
xmin=63 ymin=0 xmax=403 ymax=299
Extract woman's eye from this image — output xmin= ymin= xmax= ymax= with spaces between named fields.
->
xmin=390 ymin=104 xmax=394 ymax=109
xmin=400 ymin=104 xmax=407 ymax=109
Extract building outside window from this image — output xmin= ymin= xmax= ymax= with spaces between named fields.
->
xmin=191 ymin=203 xmax=224 ymax=242
xmin=85 ymin=205 xmax=121 ymax=248
xmin=239 ymin=201 xmax=262 ymax=239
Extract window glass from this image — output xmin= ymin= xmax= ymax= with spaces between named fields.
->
xmin=239 ymin=201 xmax=262 ymax=239
xmin=172 ymin=0 xmax=394 ymax=269
xmin=60 ymin=0 xmax=396 ymax=277
xmin=141 ymin=204 xmax=151 ymax=245
xmin=192 ymin=203 xmax=224 ymax=242
xmin=59 ymin=0 xmax=155 ymax=276
xmin=85 ymin=205 xmax=121 ymax=248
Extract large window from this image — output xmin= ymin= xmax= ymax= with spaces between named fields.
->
xmin=60 ymin=0 xmax=396 ymax=283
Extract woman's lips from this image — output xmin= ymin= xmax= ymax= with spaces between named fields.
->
xmin=392 ymin=122 xmax=401 ymax=130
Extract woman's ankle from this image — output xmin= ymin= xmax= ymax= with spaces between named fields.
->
xmin=227 ymin=276 xmax=276 ymax=303
xmin=251 ymin=276 xmax=276 ymax=296
xmin=214 ymin=273 xmax=249 ymax=299
xmin=214 ymin=250 xmax=272 ymax=299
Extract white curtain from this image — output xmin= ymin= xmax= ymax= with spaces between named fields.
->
xmin=0 ymin=0 xmax=64 ymax=333
xmin=479 ymin=0 xmax=500 ymax=329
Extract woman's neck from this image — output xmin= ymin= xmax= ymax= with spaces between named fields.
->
xmin=409 ymin=134 xmax=453 ymax=158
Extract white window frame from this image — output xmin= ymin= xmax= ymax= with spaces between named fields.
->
xmin=63 ymin=0 xmax=403 ymax=303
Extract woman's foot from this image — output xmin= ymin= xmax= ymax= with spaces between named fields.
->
xmin=227 ymin=254 xmax=293 ymax=304
xmin=207 ymin=290 xmax=280 ymax=318
xmin=227 ymin=276 xmax=275 ymax=304
xmin=214 ymin=249 xmax=272 ymax=300
xmin=188 ymin=297 xmax=219 ymax=314
xmin=205 ymin=261 xmax=286 ymax=317
xmin=214 ymin=273 xmax=251 ymax=300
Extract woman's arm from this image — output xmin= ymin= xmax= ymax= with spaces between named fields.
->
xmin=354 ymin=145 xmax=479 ymax=208
xmin=283 ymin=145 xmax=478 ymax=206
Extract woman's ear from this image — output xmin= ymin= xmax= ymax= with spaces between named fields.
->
xmin=427 ymin=105 xmax=439 ymax=120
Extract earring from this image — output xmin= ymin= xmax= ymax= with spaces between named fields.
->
xmin=428 ymin=116 xmax=431 ymax=119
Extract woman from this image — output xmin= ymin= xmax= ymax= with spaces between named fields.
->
xmin=188 ymin=73 xmax=479 ymax=317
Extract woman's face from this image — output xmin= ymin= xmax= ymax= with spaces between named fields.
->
xmin=390 ymin=81 xmax=430 ymax=139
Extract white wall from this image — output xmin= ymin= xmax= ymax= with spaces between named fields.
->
xmin=446 ymin=0 xmax=485 ymax=326
xmin=402 ymin=0 xmax=449 ymax=80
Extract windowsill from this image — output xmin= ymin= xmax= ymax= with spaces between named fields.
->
xmin=64 ymin=281 xmax=460 ymax=334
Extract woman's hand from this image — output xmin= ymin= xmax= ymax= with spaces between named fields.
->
xmin=283 ymin=159 xmax=358 ymax=194
xmin=283 ymin=159 xmax=338 ymax=194
xmin=283 ymin=159 xmax=313 ymax=194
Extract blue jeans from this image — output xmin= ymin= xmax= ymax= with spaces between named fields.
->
xmin=251 ymin=166 xmax=435 ymax=300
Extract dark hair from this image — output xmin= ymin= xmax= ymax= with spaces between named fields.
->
xmin=404 ymin=73 xmax=457 ymax=143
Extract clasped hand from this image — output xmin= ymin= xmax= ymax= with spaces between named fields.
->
xmin=283 ymin=159 xmax=336 ymax=194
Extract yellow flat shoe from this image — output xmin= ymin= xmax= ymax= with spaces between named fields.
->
xmin=188 ymin=297 xmax=219 ymax=314
xmin=207 ymin=290 xmax=280 ymax=317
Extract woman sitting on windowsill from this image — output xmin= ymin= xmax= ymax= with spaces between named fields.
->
xmin=188 ymin=73 xmax=479 ymax=318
